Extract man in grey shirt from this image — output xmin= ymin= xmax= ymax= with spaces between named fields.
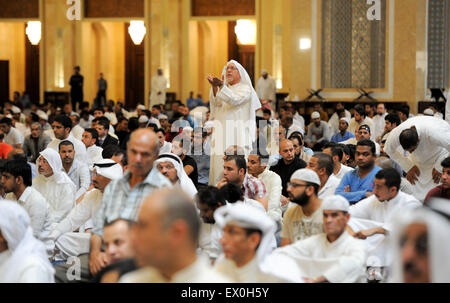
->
xmin=305 ymin=111 xmax=331 ymax=152
xmin=192 ymin=128 xmax=210 ymax=187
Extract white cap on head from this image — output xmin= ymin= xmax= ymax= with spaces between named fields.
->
xmin=38 ymin=112 xmax=48 ymax=121
xmin=91 ymin=159 xmax=123 ymax=180
xmin=204 ymin=120 xmax=214 ymax=130
xmin=138 ymin=115 xmax=149 ymax=123
xmin=290 ymin=168 xmax=320 ymax=186
xmin=311 ymin=111 xmax=321 ymax=119
xmin=11 ymin=107 xmax=21 ymax=114
xmin=340 ymin=117 xmax=350 ymax=125
xmin=423 ymin=109 xmax=434 ymax=116
xmin=137 ymin=104 xmax=146 ymax=110
xmin=322 ymin=195 xmax=350 ymax=212
xmin=158 ymin=114 xmax=168 ymax=120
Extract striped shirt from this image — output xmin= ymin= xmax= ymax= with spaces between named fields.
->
xmin=92 ymin=168 xmax=172 ymax=236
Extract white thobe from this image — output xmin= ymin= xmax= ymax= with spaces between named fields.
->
xmin=198 ymin=222 xmax=223 ymax=262
xmin=104 ymin=112 xmax=118 ymax=126
xmin=256 ymin=76 xmax=276 ymax=101
xmin=318 ymin=175 xmax=341 ymax=199
xmin=214 ymin=257 xmax=297 ymax=283
xmin=70 ymin=124 xmax=85 ymax=141
xmin=32 ymin=174 xmax=76 ymax=225
xmin=149 ymin=75 xmax=167 ymax=108
xmin=446 ymin=92 xmax=450 ymax=124
xmin=15 ymin=122 xmax=29 ymax=138
xmin=79 ymin=115 xmax=94 ymax=129
xmin=293 ymin=113 xmax=306 ymax=133
xmin=334 ymin=164 xmax=354 ymax=180
xmin=328 ymin=110 xmax=352 ymax=136
xmin=257 ymin=169 xmax=282 ymax=224
xmin=4 ymin=127 xmax=24 ymax=146
xmin=384 ymin=116 xmax=450 ymax=201
xmin=5 ymin=187 xmax=54 ymax=256
xmin=349 ymin=191 xmax=421 ymax=266
xmin=50 ymin=189 xmax=103 ymax=259
xmin=209 ymin=82 xmax=256 ymax=185
xmin=159 ymin=141 xmax=172 ymax=155
xmin=47 ymin=133 xmax=88 ymax=164
xmin=270 ymin=231 xmax=367 ymax=283
xmin=0 ymin=250 xmax=54 ymax=283
xmin=286 ymin=123 xmax=305 ymax=137
xmin=120 ymin=256 xmax=232 ymax=283
xmin=372 ymin=113 xmax=387 ymax=139
xmin=86 ymin=145 xmax=103 ymax=168
xmin=66 ymin=159 xmax=91 ymax=200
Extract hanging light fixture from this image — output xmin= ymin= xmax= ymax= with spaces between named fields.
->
xmin=128 ymin=21 xmax=146 ymax=45
xmin=234 ymin=19 xmax=256 ymax=45
xmin=26 ymin=21 xmax=41 ymax=45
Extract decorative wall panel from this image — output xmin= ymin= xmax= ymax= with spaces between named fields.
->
xmin=192 ymin=0 xmax=255 ymax=17
xmin=0 ymin=0 xmax=39 ymax=18
xmin=321 ymin=0 xmax=386 ymax=89
xmin=84 ymin=0 xmax=144 ymax=18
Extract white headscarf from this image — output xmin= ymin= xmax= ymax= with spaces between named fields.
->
xmin=91 ymin=159 xmax=124 ymax=180
xmin=214 ymin=202 xmax=276 ymax=263
xmin=221 ymin=60 xmax=261 ymax=145
xmin=0 ymin=201 xmax=54 ymax=282
xmin=154 ymin=153 xmax=198 ymax=200
xmin=389 ymin=199 xmax=450 ymax=283
xmin=38 ymin=148 xmax=76 ymax=189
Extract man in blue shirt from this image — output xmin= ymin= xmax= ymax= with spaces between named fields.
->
xmin=336 ymin=139 xmax=381 ymax=204
xmin=331 ymin=117 xmax=355 ymax=143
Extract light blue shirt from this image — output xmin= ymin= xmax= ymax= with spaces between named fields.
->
xmin=335 ymin=165 xmax=382 ymax=204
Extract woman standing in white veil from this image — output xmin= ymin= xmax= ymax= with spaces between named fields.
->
xmin=207 ymin=60 xmax=261 ymax=186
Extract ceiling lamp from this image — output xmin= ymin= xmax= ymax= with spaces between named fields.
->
xmin=128 ymin=21 xmax=146 ymax=45
xmin=235 ymin=20 xmax=256 ymax=45
xmin=26 ymin=21 xmax=41 ymax=45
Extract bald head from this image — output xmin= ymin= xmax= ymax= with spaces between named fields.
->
xmin=127 ymin=129 xmax=159 ymax=178
xmin=280 ymin=139 xmax=295 ymax=164
xmin=133 ymin=188 xmax=200 ymax=270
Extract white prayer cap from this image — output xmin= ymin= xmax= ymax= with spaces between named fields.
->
xmin=423 ymin=109 xmax=434 ymax=116
xmin=340 ymin=117 xmax=350 ymax=125
xmin=38 ymin=112 xmax=48 ymax=121
xmin=214 ymin=202 xmax=276 ymax=262
xmin=261 ymin=69 xmax=268 ymax=75
xmin=138 ymin=115 xmax=149 ymax=124
xmin=137 ymin=104 xmax=146 ymax=110
xmin=311 ymin=111 xmax=321 ymax=119
xmin=92 ymin=159 xmax=123 ymax=180
xmin=11 ymin=107 xmax=21 ymax=114
xmin=158 ymin=114 xmax=168 ymax=120
xmin=290 ymin=168 xmax=320 ymax=186
xmin=322 ymin=195 xmax=350 ymax=212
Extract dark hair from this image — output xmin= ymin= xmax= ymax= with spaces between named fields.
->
xmin=84 ymin=128 xmax=99 ymax=143
xmin=59 ymin=140 xmax=74 ymax=150
xmin=385 ymin=113 xmax=401 ymax=126
xmin=312 ymin=152 xmax=334 ymax=176
xmin=218 ymin=183 xmax=243 ymax=203
xmin=224 ymin=155 xmax=247 ymax=175
xmin=442 ymin=157 xmax=450 ymax=169
xmin=156 ymin=128 xmax=166 ymax=136
xmin=53 ymin=115 xmax=73 ymax=130
xmin=354 ymin=104 xmax=366 ymax=118
xmin=3 ymin=160 xmax=32 ymax=187
xmin=249 ymin=149 xmax=270 ymax=165
xmin=398 ymin=105 xmax=410 ymax=117
xmin=262 ymin=108 xmax=272 ymax=116
xmin=0 ymin=117 xmax=12 ymax=126
xmin=102 ymin=144 xmax=124 ymax=159
xmin=152 ymin=105 xmax=161 ymax=110
xmin=93 ymin=107 xmax=105 ymax=114
xmin=29 ymin=112 xmax=40 ymax=123
xmin=375 ymin=168 xmax=401 ymax=192
xmin=197 ymin=186 xmax=225 ymax=208
xmin=93 ymin=117 xmax=110 ymax=130
xmin=128 ymin=117 xmax=140 ymax=132
xmin=399 ymin=128 xmax=419 ymax=151
xmin=329 ymin=145 xmax=344 ymax=161
xmin=70 ymin=114 xmax=80 ymax=123
xmin=288 ymin=133 xmax=303 ymax=147
xmin=357 ymin=139 xmax=376 ymax=155
xmin=0 ymin=133 xmax=4 ymax=141
xmin=147 ymin=123 xmax=158 ymax=133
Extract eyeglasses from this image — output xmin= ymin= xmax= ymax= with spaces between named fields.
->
xmin=287 ymin=183 xmax=308 ymax=188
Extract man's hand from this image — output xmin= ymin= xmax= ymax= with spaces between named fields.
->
xmin=366 ymin=191 xmax=374 ymax=198
xmin=406 ymin=166 xmax=420 ymax=185
xmin=344 ymin=185 xmax=351 ymax=192
xmin=281 ymin=195 xmax=289 ymax=207
xmin=89 ymin=251 xmax=109 ymax=275
xmin=354 ymin=230 xmax=373 ymax=240
xmin=216 ymin=178 xmax=228 ymax=189
xmin=207 ymin=75 xmax=223 ymax=87
xmin=432 ymin=168 xmax=442 ymax=184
